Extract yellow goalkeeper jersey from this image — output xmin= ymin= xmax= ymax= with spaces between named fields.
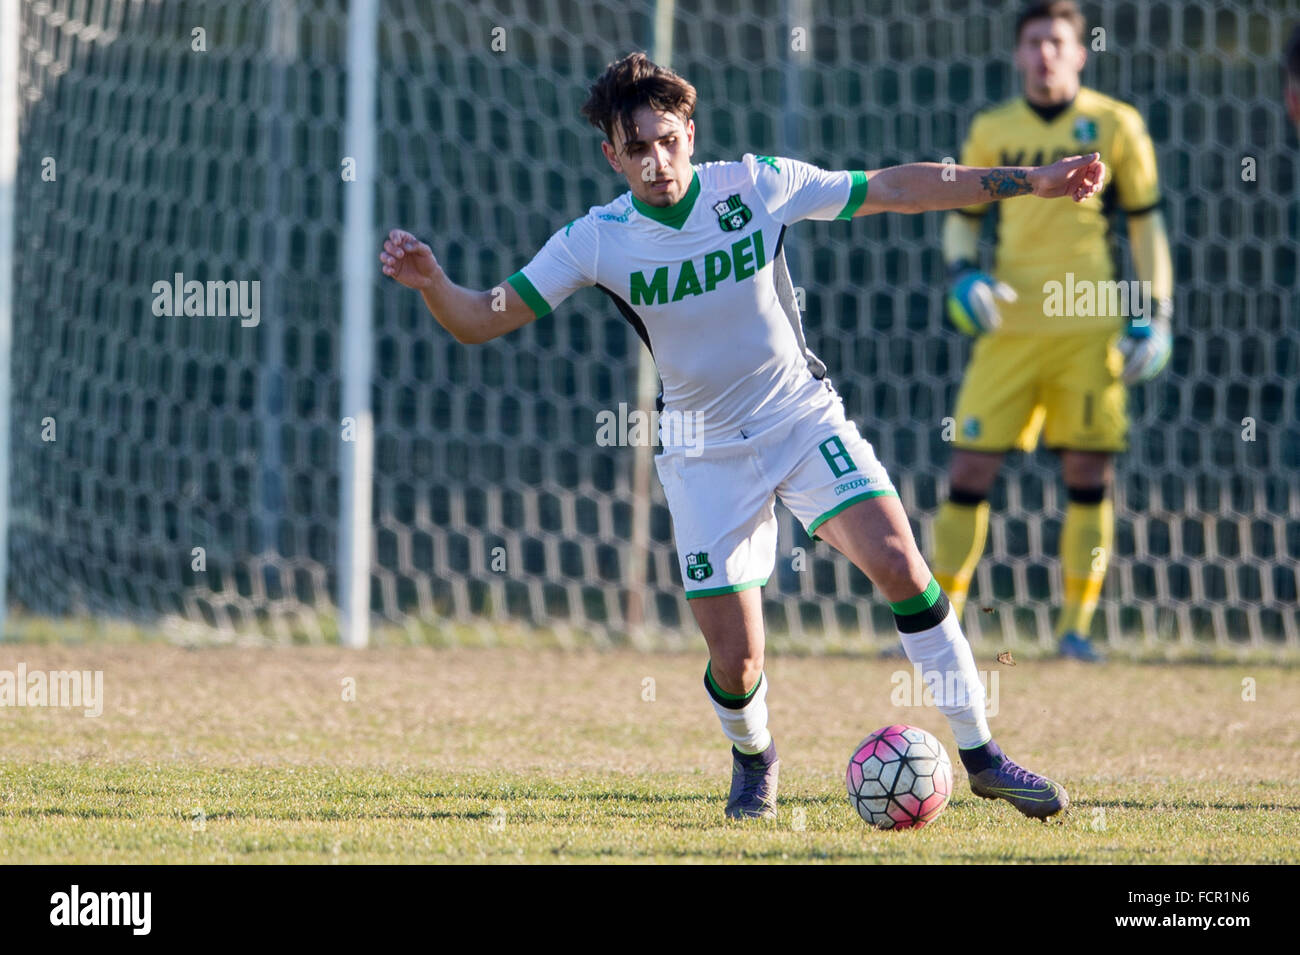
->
xmin=956 ymin=86 xmax=1161 ymax=335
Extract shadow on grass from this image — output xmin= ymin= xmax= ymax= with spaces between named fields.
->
xmin=2 ymin=791 xmax=718 ymax=823
xmin=414 ymin=787 xmax=717 ymax=805
xmin=1 ymin=806 xmax=133 ymax=819
xmin=1076 ymin=797 xmax=1300 ymax=812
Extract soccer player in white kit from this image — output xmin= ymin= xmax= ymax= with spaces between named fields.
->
xmin=381 ymin=53 xmax=1104 ymax=821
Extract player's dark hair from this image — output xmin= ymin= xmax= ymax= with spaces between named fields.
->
xmin=1286 ymin=23 xmax=1300 ymax=82
xmin=1015 ymin=1 xmax=1086 ymax=44
xmin=580 ymin=52 xmax=697 ymax=151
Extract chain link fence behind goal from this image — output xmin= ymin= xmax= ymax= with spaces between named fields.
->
xmin=8 ymin=0 xmax=1300 ymax=654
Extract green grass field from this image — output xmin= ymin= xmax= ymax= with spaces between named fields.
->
xmin=1 ymin=645 xmax=1297 ymax=863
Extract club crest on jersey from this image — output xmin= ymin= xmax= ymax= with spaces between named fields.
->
xmin=686 ymin=552 xmax=714 ymax=581
xmin=713 ymin=195 xmax=752 ymax=232
xmin=962 ymin=416 xmax=981 ymax=440
xmin=1073 ymin=117 xmax=1097 ymax=144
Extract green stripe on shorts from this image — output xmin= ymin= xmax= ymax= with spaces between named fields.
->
xmin=685 ymin=578 xmax=767 ymax=600
xmin=807 ymin=488 xmax=898 ymax=539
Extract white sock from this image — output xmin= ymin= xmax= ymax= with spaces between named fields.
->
xmin=705 ymin=667 xmax=772 ymax=754
xmin=897 ymin=606 xmax=991 ymax=749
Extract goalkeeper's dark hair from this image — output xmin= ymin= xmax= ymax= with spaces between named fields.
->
xmin=1286 ymin=23 xmax=1300 ymax=82
xmin=580 ymin=52 xmax=697 ymax=151
xmin=1015 ymin=1 xmax=1086 ymax=43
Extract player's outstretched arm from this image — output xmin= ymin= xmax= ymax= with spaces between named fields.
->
xmin=854 ymin=152 xmax=1105 ymax=216
xmin=379 ymin=229 xmax=537 ymax=345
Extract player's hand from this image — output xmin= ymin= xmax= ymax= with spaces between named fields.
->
xmin=1028 ymin=152 xmax=1106 ymax=202
xmin=1118 ymin=306 xmax=1172 ymax=384
xmin=380 ymin=229 xmax=439 ymax=290
xmin=946 ymin=267 xmax=1016 ymax=335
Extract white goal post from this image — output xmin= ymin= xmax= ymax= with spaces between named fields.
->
xmin=339 ymin=0 xmax=379 ymax=648
xmin=0 ymin=0 xmax=19 ymax=642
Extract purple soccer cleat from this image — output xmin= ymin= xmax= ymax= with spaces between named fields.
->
xmin=968 ymin=753 xmax=1069 ymax=820
xmin=725 ymin=740 xmax=779 ymax=820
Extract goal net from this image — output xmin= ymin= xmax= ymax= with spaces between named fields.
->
xmin=8 ymin=0 xmax=1299 ymax=653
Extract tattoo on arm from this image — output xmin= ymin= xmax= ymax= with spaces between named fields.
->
xmin=980 ymin=169 xmax=1032 ymax=199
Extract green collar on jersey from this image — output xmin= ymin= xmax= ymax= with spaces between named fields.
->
xmin=630 ymin=170 xmax=701 ymax=229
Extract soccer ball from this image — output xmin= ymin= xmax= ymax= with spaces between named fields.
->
xmin=846 ymin=724 xmax=953 ymax=829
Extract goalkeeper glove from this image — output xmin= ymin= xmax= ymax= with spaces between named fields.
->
xmin=1118 ymin=302 xmax=1172 ymax=384
xmin=945 ymin=263 xmax=1016 ymax=335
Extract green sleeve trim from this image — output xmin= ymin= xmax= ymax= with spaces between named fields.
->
xmin=836 ymin=170 xmax=869 ymax=220
xmin=685 ymin=578 xmax=767 ymax=600
xmin=506 ymin=271 xmax=552 ymax=318
xmin=889 ymin=578 xmax=942 ymax=616
xmin=807 ymin=488 xmax=898 ymax=539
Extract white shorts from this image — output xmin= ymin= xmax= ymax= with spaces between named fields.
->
xmin=654 ymin=391 xmax=897 ymax=599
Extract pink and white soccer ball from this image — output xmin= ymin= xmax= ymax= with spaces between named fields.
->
xmin=846 ymin=724 xmax=953 ymax=829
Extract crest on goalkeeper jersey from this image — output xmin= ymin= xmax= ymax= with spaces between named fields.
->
xmin=1073 ymin=117 xmax=1097 ymax=143
xmin=713 ymin=194 xmax=752 ymax=232
xmin=686 ymin=552 xmax=714 ymax=581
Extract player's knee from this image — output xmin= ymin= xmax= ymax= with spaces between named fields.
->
xmin=1062 ymin=452 xmax=1113 ymax=490
xmin=948 ymin=451 xmax=1002 ymax=496
xmin=711 ymin=651 xmax=764 ymax=695
xmin=871 ymin=537 xmax=925 ymax=595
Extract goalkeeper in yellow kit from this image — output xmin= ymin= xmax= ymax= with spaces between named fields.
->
xmin=934 ymin=1 xmax=1173 ymax=661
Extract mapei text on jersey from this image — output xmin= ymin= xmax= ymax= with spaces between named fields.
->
xmin=629 ymin=231 xmax=765 ymax=306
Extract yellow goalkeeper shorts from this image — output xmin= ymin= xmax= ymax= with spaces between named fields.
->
xmin=951 ymin=329 xmax=1127 ymax=453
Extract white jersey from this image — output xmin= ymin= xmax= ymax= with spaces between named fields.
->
xmin=506 ymin=154 xmax=868 ymax=443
